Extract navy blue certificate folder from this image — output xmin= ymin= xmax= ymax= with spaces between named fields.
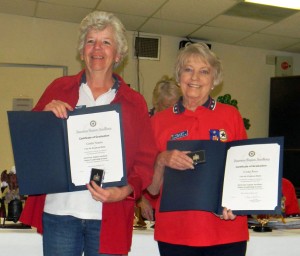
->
xmin=159 ymin=137 xmax=283 ymax=215
xmin=7 ymin=104 xmax=127 ymax=195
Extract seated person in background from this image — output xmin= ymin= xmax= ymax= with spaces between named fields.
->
xmin=148 ymin=75 xmax=182 ymax=117
xmin=282 ymin=178 xmax=300 ymax=216
xmin=137 ymin=76 xmax=181 ymax=221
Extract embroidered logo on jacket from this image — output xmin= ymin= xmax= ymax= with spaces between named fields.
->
xmin=219 ymin=129 xmax=227 ymax=141
xmin=171 ymin=130 xmax=188 ymax=140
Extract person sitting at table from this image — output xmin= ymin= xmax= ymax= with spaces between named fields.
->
xmin=137 ymin=76 xmax=181 ymax=221
xmin=148 ymin=75 xmax=182 ymax=117
xmin=282 ymin=178 xmax=300 ymax=216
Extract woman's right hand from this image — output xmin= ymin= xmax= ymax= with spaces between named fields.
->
xmin=137 ymin=195 xmax=154 ymax=221
xmin=157 ymin=150 xmax=194 ymax=170
xmin=43 ymin=100 xmax=73 ymax=118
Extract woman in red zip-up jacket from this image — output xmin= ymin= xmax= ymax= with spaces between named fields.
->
xmin=148 ymin=42 xmax=249 ymax=256
xmin=19 ymin=11 xmax=157 ymax=256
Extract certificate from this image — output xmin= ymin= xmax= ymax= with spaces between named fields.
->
xmin=67 ymin=107 xmax=124 ymax=186
xmin=159 ymin=137 xmax=283 ymax=215
xmin=7 ymin=104 xmax=127 ymax=195
xmin=222 ymin=143 xmax=280 ymax=212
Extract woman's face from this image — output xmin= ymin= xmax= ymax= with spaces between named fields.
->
xmin=179 ymin=56 xmax=214 ymax=104
xmin=81 ymin=26 xmax=120 ymax=74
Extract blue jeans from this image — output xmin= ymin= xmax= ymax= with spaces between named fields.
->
xmin=43 ymin=212 xmax=123 ymax=256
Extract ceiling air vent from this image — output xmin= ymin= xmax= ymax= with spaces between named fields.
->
xmin=134 ymin=35 xmax=160 ymax=60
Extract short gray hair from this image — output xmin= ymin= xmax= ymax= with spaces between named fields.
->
xmin=78 ymin=11 xmax=128 ymax=67
xmin=174 ymin=42 xmax=223 ymax=86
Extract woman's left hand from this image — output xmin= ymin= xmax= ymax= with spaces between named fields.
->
xmin=137 ymin=195 xmax=154 ymax=221
xmin=87 ymin=181 xmax=133 ymax=203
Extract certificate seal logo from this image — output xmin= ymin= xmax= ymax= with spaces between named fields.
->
xmin=90 ymin=120 xmax=96 ymax=127
xmin=249 ymin=151 xmax=255 ymax=157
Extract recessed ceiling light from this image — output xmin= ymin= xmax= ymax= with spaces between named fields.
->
xmin=245 ymin=0 xmax=300 ymax=10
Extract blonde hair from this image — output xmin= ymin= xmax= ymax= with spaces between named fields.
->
xmin=152 ymin=76 xmax=181 ymax=111
xmin=174 ymin=42 xmax=223 ymax=86
xmin=78 ymin=11 xmax=128 ymax=67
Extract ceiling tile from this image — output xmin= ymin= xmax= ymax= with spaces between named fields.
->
xmin=97 ymin=0 xmax=168 ymax=16
xmin=207 ymin=15 xmax=272 ymax=32
xmin=236 ymin=33 xmax=300 ymax=50
xmin=261 ymin=12 xmax=300 ymax=38
xmin=153 ymin=0 xmax=237 ymax=24
xmin=36 ymin=2 xmax=92 ymax=23
xmin=283 ymin=43 xmax=300 ymax=53
xmin=115 ymin=13 xmax=148 ymax=32
xmin=0 ymin=0 xmax=300 ymax=53
xmin=139 ymin=18 xmax=200 ymax=37
xmin=39 ymin=0 xmax=99 ymax=8
xmin=0 ymin=0 xmax=36 ymax=17
xmin=190 ymin=26 xmax=252 ymax=44
xmin=224 ymin=2 xmax=298 ymax=22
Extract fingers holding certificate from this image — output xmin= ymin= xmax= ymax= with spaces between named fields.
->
xmin=87 ymin=181 xmax=133 ymax=203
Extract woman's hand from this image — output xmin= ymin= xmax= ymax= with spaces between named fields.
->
xmin=222 ymin=207 xmax=236 ymax=220
xmin=147 ymin=150 xmax=194 ymax=195
xmin=157 ymin=150 xmax=194 ymax=170
xmin=217 ymin=207 xmax=237 ymax=220
xmin=43 ymin=100 xmax=73 ymax=118
xmin=87 ymin=181 xmax=133 ymax=203
xmin=137 ymin=195 xmax=154 ymax=221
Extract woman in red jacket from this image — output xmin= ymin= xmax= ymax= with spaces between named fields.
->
xmin=20 ymin=11 xmax=157 ymax=256
xmin=148 ymin=42 xmax=249 ymax=256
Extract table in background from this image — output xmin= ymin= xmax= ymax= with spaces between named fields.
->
xmin=0 ymin=227 xmax=300 ymax=255
xmin=247 ymin=229 xmax=300 ymax=256
xmin=130 ymin=228 xmax=300 ymax=256
xmin=0 ymin=228 xmax=42 ymax=255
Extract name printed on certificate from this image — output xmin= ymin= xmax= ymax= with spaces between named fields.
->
xmin=67 ymin=110 xmax=124 ymax=186
xmin=221 ymin=143 xmax=280 ymax=211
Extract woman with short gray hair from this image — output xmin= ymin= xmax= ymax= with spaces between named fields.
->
xmin=20 ymin=11 xmax=157 ymax=256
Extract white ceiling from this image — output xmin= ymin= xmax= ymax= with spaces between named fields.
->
xmin=1 ymin=0 xmax=300 ymax=53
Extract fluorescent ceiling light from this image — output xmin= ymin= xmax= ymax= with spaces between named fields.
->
xmin=245 ymin=0 xmax=300 ymax=10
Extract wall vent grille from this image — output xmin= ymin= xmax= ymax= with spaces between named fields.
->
xmin=134 ymin=36 xmax=160 ymax=60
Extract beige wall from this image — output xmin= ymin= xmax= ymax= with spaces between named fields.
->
xmin=1 ymin=13 xmax=300 ymax=172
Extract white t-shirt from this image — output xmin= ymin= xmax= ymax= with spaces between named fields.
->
xmin=44 ymin=82 xmax=117 ymax=219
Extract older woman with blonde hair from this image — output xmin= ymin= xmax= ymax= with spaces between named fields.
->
xmin=148 ymin=42 xmax=249 ymax=256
